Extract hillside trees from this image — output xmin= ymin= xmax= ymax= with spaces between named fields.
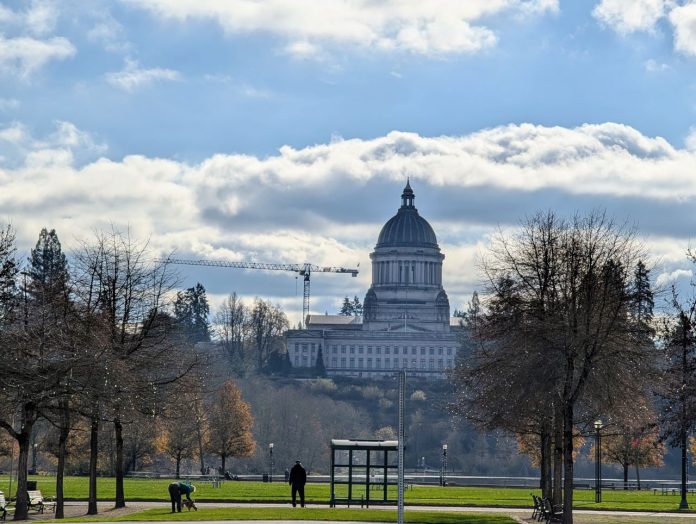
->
xmin=452 ymin=211 xmax=657 ymax=524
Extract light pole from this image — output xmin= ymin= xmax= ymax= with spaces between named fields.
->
xmin=441 ymin=444 xmax=448 ymax=487
xmin=269 ymin=443 xmax=274 ymax=483
xmin=30 ymin=443 xmax=37 ymax=475
xmin=594 ymin=420 xmax=603 ymax=503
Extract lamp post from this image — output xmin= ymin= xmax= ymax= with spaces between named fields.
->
xmin=441 ymin=444 xmax=448 ymax=487
xmin=30 ymin=443 xmax=37 ymax=475
xmin=594 ymin=420 xmax=603 ymax=503
xmin=269 ymin=443 xmax=274 ymax=483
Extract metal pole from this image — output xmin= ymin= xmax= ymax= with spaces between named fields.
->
xmin=595 ymin=423 xmax=602 ymax=503
xmin=397 ymin=371 xmax=405 ymax=524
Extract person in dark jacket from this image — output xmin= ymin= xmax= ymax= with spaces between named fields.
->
xmin=288 ymin=461 xmax=307 ymax=507
xmin=168 ymin=482 xmax=196 ymax=512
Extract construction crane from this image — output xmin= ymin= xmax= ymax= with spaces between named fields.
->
xmin=164 ymin=258 xmax=359 ymax=326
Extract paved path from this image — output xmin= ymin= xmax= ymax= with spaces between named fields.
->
xmin=56 ymin=500 xmax=696 ymax=523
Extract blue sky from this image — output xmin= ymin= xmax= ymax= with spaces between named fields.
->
xmin=2 ymin=0 xmax=696 ymax=324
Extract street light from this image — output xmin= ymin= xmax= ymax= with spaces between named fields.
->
xmin=441 ymin=444 xmax=448 ymax=487
xmin=269 ymin=443 xmax=274 ymax=483
xmin=30 ymin=443 xmax=37 ymax=475
xmin=594 ymin=420 xmax=603 ymax=503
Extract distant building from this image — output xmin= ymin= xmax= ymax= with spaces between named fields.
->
xmin=286 ymin=182 xmax=462 ymax=379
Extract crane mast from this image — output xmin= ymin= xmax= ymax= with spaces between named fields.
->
xmin=164 ymin=258 xmax=358 ymax=327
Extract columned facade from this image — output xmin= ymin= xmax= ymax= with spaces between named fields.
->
xmin=286 ymin=182 xmax=460 ymax=379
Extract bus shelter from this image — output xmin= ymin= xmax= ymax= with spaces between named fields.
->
xmin=330 ymin=439 xmax=398 ymax=507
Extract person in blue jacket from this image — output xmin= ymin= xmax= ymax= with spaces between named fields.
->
xmin=168 ymin=482 xmax=196 ymax=512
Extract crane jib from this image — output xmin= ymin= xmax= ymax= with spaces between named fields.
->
xmin=160 ymin=257 xmax=359 ymax=328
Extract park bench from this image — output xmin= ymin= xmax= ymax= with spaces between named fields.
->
xmin=27 ymin=490 xmax=55 ymax=513
xmin=529 ymin=493 xmax=542 ymax=521
xmin=539 ymin=497 xmax=563 ymax=523
xmin=0 ymin=491 xmax=11 ymax=520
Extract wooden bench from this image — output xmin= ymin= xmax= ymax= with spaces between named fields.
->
xmin=530 ymin=493 xmax=542 ymax=521
xmin=539 ymin=497 xmax=563 ymax=523
xmin=0 ymin=491 xmax=10 ymax=520
xmin=27 ymin=491 xmax=55 ymax=514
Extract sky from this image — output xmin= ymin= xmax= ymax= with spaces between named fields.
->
xmin=2 ymin=0 xmax=696 ymax=325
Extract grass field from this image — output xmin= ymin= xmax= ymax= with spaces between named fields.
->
xmin=5 ymin=476 xmax=696 ymax=513
xmin=55 ymin=507 xmax=516 ymax=523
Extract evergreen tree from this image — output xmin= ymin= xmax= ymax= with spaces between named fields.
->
xmin=339 ymin=296 xmax=353 ymax=316
xmin=28 ymin=228 xmax=69 ymax=297
xmin=174 ymin=282 xmax=210 ymax=343
xmin=352 ymin=296 xmax=363 ymax=316
xmin=315 ymin=346 xmax=327 ymax=377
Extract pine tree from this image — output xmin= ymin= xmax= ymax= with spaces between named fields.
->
xmin=315 ymin=345 xmax=327 ymax=376
xmin=339 ymin=296 xmax=353 ymax=316
xmin=28 ymin=228 xmax=69 ymax=297
xmin=352 ymin=296 xmax=363 ymax=316
xmin=174 ymin=282 xmax=211 ymax=343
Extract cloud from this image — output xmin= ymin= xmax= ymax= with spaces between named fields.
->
xmin=120 ymin=0 xmax=558 ymax=56
xmin=655 ymin=268 xmax=693 ymax=288
xmin=644 ymin=58 xmax=670 ymax=72
xmin=87 ymin=16 xmax=132 ymax=53
xmin=0 ymin=121 xmax=106 ymax=168
xmin=4 ymin=120 xmax=696 ymax=322
xmin=669 ymin=2 xmax=696 ymax=56
xmin=0 ymin=35 xmax=75 ymax=78
xmin=105 ymin=58 xmax=180 ymax=92
xmin=593 ymin=0 xmax=669 ymax=34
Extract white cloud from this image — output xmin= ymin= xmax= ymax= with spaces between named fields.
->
xmin=656 ymin=268 xmax=693 ymax=287
xmin=644 ymin=58 xmax=670 ymax=72
xmin=120 ymin=0 xmax=558 ymax=56
xmin=25 ymin=0 xmax=59 ymax=35
xmin=87 ymin=17 xmax=132 ymax=53
xmin=0 ymin=35 xmax=75 ymax=78
xmin=0 ymin=121 xmax=106 ymax=168
xmin=4 ymin=120 xmax=696 ymax=321
xmin=593 ymin=0 xmax=669 ymax=34
xmin=669 ymin=2 xmax=696 ymax=56
xmin=105 ymin=59 xmax=180 ymax=92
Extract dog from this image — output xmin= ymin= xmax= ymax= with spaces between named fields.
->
xmin=183 ymin=500 xmax=198 ymax=511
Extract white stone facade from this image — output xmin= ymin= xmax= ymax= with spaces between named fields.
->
xmin=286 ymin=182 xmax=461 ymax=379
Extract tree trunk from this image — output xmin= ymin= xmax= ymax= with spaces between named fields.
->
xmin=197 ymin=419 xmax=205 ymax=475
xmin=176 ymin=452 xmax=181 ymax=479
xmin=114 ymin=416 xmax=125 ymax=508
xmin=540 ymin=426 xmax=551 ymax=498
xmin=635 ymin=463 xmax=641 ymax=491
xmin=88 ymin=414 xmax=99 ymax=515
xmin=221 ymin=453 xmax=226 ymax=473
xmin=622 ymin=464 xmax=628 ymax=491
xmin=55 ymin=399 xmax=70 ymax=519
xmin=553 ymin=405 xmax=563 ymax=507
xmin=562 ymin=404 xmax=574 ymax=524
xmin=13 ymin=402 xmax=37 ymax=521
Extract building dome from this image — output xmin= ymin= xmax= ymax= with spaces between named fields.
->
xmin=376 ymin=181 xmax=438 ymax=249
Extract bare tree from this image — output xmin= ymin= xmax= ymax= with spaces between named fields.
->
xmin=214 ymin=293 xmax=251 ymax=375
xmin=73 ymin=228 xmax=196 ymax=512
xmin=452 ymin=211 xmax=657 ymax=524
xmin=249 ymin=298 xmax=288 ymax=372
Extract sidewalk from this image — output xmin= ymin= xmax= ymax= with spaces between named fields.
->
xmin=37 ymin=500 xmax=696 ymax=524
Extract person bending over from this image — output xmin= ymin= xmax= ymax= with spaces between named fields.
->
xmin=168 ymin=482 xmax=196 ymax=512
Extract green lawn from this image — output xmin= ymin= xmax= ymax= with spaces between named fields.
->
xmin=5 ymin=476 xmax=696 ymax=513
xmin=54 ymin=507 xmax=516 ymax=523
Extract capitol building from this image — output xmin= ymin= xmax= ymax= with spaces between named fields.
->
xmin=286 ymin=182 xmax=462 ymax=379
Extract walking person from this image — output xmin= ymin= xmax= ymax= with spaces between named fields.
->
xmin=288 ymin=460 xmax=307 ymax=507
xmin=168 ymin=482 xmax=196 ymax=512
